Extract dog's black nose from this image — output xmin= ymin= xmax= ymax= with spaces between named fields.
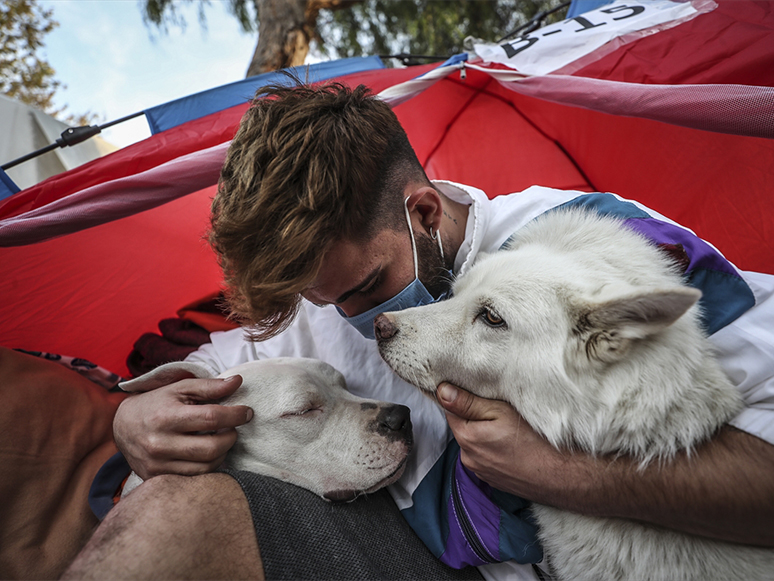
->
xmin=376 ymin=404 xmax=412 ymax=437
xmin=374 ymin=314 xmax=398 ymax=341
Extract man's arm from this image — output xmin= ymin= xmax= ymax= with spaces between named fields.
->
xmin=113 ymin=375 xmax=253 ymax=479
xmin=437 ymin=383 xmax=774 ymax=547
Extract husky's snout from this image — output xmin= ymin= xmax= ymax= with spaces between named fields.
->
xmin=374 ymin=313 xmax=399 ymax=342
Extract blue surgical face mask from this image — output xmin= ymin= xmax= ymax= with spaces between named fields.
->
xmin=337 ymin=198 xmax=450 ymax=339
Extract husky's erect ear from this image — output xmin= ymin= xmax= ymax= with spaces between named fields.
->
xmin=581 ymin=286 xmax=701 ymax=362
xmin=118 ymin=361 xmax=214 ymax=392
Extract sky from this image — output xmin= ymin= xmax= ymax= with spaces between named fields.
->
xmin=39 ymin=0 xmax=269 ymax=148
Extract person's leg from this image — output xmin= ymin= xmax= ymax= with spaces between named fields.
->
xmin=228 ymin=470 xmax=483 ymax=581
xmin=64 ymin=469 xmax=482 ymax=581
xmin=61 ymin=473 xmax=264 ymax=580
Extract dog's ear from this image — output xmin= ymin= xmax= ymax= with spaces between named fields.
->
xmin=119 ymin=361 xmax=214 ymax=393
xmin=582 ymin=286 xmax=701 ymax=362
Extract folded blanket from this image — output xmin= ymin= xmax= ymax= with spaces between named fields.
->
xmin=126 ymin=318 xmax=211 ymax=378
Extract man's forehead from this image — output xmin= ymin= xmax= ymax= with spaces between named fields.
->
xmin=303 ymin=229 xmax=401 ymax=302
xmin=303 ymin=238 xmax=374 ymax=300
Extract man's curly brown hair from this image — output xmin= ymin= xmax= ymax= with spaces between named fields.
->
xmin=210 ymin=79 xmax=429 ymax=341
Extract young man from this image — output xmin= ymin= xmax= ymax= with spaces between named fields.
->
xmin=64 ymin=82 xmax=774 ymax=580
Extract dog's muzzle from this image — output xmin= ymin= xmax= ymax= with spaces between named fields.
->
xmin=373 ymin=404 xmax=413 ymax=444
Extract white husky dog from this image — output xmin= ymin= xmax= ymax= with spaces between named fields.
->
xmin=376 ymin=208 xmax=773 ymax=580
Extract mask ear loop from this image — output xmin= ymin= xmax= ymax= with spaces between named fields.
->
xmin=430 ymin=226 xmax=444 ymax=260
xmin=403 ymin=197 xmax=420 ymax=279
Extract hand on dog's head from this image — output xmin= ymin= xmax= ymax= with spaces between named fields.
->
xmin=121 ymin=358 xmax=413 ymax=502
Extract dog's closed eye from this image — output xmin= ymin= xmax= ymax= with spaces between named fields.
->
xmin=281 ymin=406 xmax=323 ymax=418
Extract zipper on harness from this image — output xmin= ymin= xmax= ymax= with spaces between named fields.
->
xmin=451 ymin=468 xmax=497 ymax=564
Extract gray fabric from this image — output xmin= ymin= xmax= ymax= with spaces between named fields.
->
xmin=223 ymin=469 xmax=483 ymax=581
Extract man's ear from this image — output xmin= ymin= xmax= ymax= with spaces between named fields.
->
xmin=581 ymin=286 xmax=701 ymax=362
xmin=405 ymin=185 xmax=443 ymax=234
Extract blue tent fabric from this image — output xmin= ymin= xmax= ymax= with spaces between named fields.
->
xmin=143 ymin=56 xmax=386 ymax=135
xmin=438 ymin=53 xmax=469 ymax=68
xmin=567 ymin=0 xmax=614 ymax=18
xmin=0 ymin=169 xmax=20 ymax=202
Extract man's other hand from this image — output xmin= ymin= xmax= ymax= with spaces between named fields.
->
xmin=113 ymin=375 xmax=253 ymax=480
xmin=436 ymin=382 xmax=574 ymax=503
xmin=436 ymin=382 xmax=774 ymax=546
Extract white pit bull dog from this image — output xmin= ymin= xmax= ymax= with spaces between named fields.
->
xmin=375 ymin=209 xmax=774 ymax=580
xmin=119 ymin=357 xmax=412 ymax=502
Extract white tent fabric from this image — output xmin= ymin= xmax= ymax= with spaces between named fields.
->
xmin=0 ymin=94 xmax=116 ymax=190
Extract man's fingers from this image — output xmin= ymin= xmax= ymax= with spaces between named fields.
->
xmin=143 ymin=453 xmax=231 ymax=478
xmin=114 ymin=376 xmax=251 ymax=480
xmin=436 ymin=383 xmax=503 ymax=421
xmin=177 ymin=375 xmax=244 ymax=402
xmin=171 ymin=402 xmax=254 ymax=433
xmin=168 ymin=430 xmax=239 ymax=464
xmin=138 ymin=431 xmax=237 ymax=478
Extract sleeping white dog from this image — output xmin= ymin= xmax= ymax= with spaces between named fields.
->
xmin=119 ymin=357 xmax=412 ymax=502
xmin=375 ymin=208 xmax=774 ymax=580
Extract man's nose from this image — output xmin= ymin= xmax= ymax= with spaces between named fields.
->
xmin=338 ymin=295 xmax=385 ymax=318
xmin=337 ymin=300 xmax=369 ymax=318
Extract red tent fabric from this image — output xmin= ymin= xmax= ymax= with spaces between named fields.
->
xmin=1 ymin=0 xmax=772 ymax=377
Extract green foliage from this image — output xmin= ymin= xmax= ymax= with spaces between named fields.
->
xmin=140 ymin=0 xmax=569 ymax=70
xmin=143 ymin=0 xmax=256 ymax=34
xmin=317 ymin=0 xmax=568 ymax=62
xmin=0 ymin=0 xmax=61 ymax=112
xmin=0 ymin=0 xmax=99 ymax=125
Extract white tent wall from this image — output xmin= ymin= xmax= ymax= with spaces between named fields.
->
xmin=0 ymin=94 xmax=116 ymax=190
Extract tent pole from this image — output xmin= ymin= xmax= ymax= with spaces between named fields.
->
xmin=1 ymin=111 xmax=146 ymax=171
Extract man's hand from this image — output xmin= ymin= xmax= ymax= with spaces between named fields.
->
xmin=436 ymin=382 xmax=774 ymax=547
xmin=436 ymin=382 xmax=578 ymax=503
xmin=113 ymin=375 xmax=253 ymax=480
